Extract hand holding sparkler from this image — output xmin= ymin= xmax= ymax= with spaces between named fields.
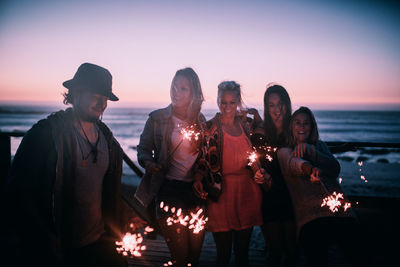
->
xmin=301 ymin=161 xmax=320 ymax=183
xmin=310 ymin=167 xmax=320 ymax=183
xmin=248 ymin=150 xmax=273 ymax=192
xmin=253 ymin=168 xmax=265 ymax=184
xmin=193 ymin=179 xmax=208 ymax=200
xmin=255 ymin=168 xmax=273 ymax=191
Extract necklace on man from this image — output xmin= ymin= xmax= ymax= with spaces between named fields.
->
xmin=77 ymin=119 xmax=100 ymax=166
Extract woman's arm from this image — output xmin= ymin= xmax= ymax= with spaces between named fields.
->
xmin=137 ymin=115 xmax=161 ymax=174
xmin=278 ymin=147 xmax=309 ymax=176
xmin=291 ymin=141 xmax=340 ymax=179
xmin=312 ymin=141 xmax=340 ymax=178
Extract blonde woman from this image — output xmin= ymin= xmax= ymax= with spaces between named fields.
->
xmin=195 ymin=81 xmax=267 ymax=267
xmin=135 ymin=68 xmax=206 ymax=267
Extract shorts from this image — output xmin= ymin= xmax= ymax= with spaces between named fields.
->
xmin=155 ymin=179 xmax=205 ymax=220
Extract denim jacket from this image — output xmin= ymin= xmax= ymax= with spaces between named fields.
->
xmin=134 ymin=105 xmax=206 ymax=207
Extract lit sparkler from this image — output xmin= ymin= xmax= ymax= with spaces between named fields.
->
xmin=116 ymin=224 xmax=155 ymax=257
xmin=253 ymin=145 xmax=277 ymax=162
xmin=321 ymin=191 xmax=344 ymax=212
xmin=180 ymin=125 xmax=200 ymax=141
xmin=115 ymin=232 xmax=146 ymax=257
xmin=160 ymin=202 xmax=208 ymax=234
xmin=188 ymin=208 xmax=208 ymax=234
xmin=247 ymin=151 xmax=258 ymax=166
xmin=320 ymin=178 xmax=351 ymax=213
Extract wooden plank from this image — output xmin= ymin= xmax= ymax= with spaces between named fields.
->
xmin=126 ymin=238 xmax=268 ymax=267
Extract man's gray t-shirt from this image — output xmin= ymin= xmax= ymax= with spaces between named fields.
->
xmin=72 ymin=126 xmax=109 ymax=248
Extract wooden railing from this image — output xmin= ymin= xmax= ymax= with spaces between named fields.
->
xmin=0 ymin=131 xmax=144 ymax=187
xmin=2 ymin=131 xmax=400 ymax=182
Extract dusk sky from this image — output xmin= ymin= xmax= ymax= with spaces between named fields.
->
xmin=0 ymin=0 xmax=399 ymax=110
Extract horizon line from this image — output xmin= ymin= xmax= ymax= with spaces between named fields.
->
xmin=1 ymin=99 xmax=400 ymax=111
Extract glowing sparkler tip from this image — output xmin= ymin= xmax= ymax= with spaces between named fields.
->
xmin=321 ymin=191 xmax=347 ymax=213
xmin=180 ymin=125 xmax=201 ymax=141
xmin=144 ymin=226 xmax=154 ymax=232
xmin=247 ymin=151 xmax=257 ymax=166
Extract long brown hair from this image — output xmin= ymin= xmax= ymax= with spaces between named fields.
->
xmin=288 ymin=106 xmax=319 ymax=147
xmin=263 ymin=84 xmax=292 ymax=147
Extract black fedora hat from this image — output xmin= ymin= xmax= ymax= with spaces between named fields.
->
xmin=63 ymin=63 xmax=119 ymax=101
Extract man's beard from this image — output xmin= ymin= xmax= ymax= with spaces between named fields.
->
xmin=74 ymin=106 xmax=101 ymax=123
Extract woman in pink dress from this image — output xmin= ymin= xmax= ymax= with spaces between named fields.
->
xmin=194 ymin=81 xmax=270 ymax=267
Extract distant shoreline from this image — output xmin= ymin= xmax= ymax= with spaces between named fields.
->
xmin=1 ymin=100 xmax=400 ymax=111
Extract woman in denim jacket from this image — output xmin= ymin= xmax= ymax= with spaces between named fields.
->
xmin=135 ymin=67 xmax=206 ymax=267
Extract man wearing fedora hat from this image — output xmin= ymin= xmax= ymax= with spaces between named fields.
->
xmin=4 ymin=63 xmax=144 ymax=266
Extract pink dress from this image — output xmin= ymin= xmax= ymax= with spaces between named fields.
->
xmin=206 ymin=129 xmax=263 ymax=232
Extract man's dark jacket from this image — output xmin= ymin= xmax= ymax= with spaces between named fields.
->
xmin=5 ymin=108 xmax=131 ymax=261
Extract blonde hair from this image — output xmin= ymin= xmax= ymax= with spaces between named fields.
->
xmin=217 ymin=81 xmax=244 ymax=111
xmin=170 ymin=67 xmax=204 ymax=124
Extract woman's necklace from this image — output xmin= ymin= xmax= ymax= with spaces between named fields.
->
xmin=77 ymin=119 xmax=100 ymax=166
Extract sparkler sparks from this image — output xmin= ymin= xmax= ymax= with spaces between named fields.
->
xmin=180 ymin=125 xmax=200 ymax=141
xmin=116 ymin=224 xmax=155 ymax=257
xmin=358 ymin=161 xmax=368 ymax=182
xmin=321 ymin=191 xmax=352 ymax=213
xmin=321 ymin=191 xmax=344 ymax=212
xmin=247 ymin=151 xmax=258 ymax=166
xmin=163 ymin=262 xmax=192 ymax=266
xmin=253 ymin=145 xmax=277 ymax=162
xmin=343 ymin=202 xmax=352 ymax=212
xmin=143 ymin=226 xmax=154 ymax=235
xmin=115 ymin=232 xmax=146 ymax=257
xmin=160 ymin=202 xmax=208 ymax=234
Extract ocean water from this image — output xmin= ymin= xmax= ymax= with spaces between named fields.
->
xmin=1 ymin=104 xmax=400 ymax=194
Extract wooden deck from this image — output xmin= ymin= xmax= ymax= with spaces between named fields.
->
xmin=126 ymin=237 xmax=266 ymax=267
xmin=121 ymin=184 xmax=399 ymax=266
